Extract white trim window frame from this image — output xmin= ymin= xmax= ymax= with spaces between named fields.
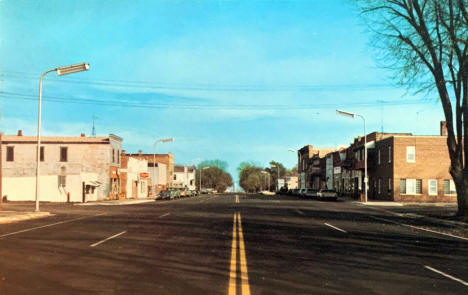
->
xmin=388 ymin=146 xmax=392 ymax=163
xmin=406 ymin=146 xmax=415 ymax=163
xmin=428 ymin=179 xmax=438 ymax=196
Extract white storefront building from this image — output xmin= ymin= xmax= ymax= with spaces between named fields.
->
xmin=1 ymin=131 xmax=122 ymax=202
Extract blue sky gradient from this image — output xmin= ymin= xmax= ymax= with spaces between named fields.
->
xmin=0 ymin=0 xmax=444 ymax=185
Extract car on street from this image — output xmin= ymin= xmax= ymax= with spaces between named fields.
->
xmin=304 ymin=189 xmax=318 ymax=199
xmin=316 ymin=189 xmax=338 ymax=201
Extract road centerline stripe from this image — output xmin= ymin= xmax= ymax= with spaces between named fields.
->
xmin=424 ymin=265 xmax=468 ymax=286
xmin=228 ymin=213 xmax=238 ymax=295
xmin=324 ymin=222 xmax=347 ymax=233
xmin=0 ymin=213 xmax=106 ymax=238
xmin=228 ymin=212 xmax=251 ymax=295
xmin=90 ymin=230 xmax=127 ymax=248
xmin=235 ymin=195 xmax=239 ymax=203
xmin=238 ymin=213 xmax=251 ymax=295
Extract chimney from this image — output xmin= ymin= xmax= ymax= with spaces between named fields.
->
xmin=138 ymin=150 xmax=142 ymax=156
xmin=80 ymin=133 xmax=85 ymax=137
xmin=440 ymin=121 xmax=447 ymax=136
xmin=17 ymin=130 xmax=23 ymax=136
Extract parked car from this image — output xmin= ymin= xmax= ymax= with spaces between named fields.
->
xmin=156 ymin=190 xmax=168 ymax=200
xmin=172 ymin=189 xmax=181 ymax=199
xmin=179 ymin=188 xmax=188 ymax=197
xmin=304 ymin=189 xmax=318 ymax=199
xmin=316 ymin=189 xmax=338 ymax=201
xmin=279 ymin=187 xmax=288 ymax=195
xmin=291 ymin=188 xmax=300 ymax=196
xmin=298 ymin=188 xmax=308 ymax=198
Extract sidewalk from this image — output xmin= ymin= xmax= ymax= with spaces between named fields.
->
xmin=0 ymin=210 xmax=52 ymax=224
xmin=75 ymin=198 xmax=155 ymax=206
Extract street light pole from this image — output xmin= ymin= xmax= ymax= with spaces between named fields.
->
xmin=153 ymin=137 xmax=173 ymax=195
xmin=336 ymin=110 xmax=367 ymax=202
xmin=36 ymin=63 xmax=90 ymax=212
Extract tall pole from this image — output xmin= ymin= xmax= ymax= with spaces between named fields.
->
xmin=36 ymin=69 xmax=54 ymax=212
xmin=199 ymin=169 xmax=202 ymax=192
xmin=153 ymin=142 xmax=157 ymax=195
xmin=277 ymin=166 xmax=280 ymax=191
xmin=357 ymin=114 xmax=368 ymax=203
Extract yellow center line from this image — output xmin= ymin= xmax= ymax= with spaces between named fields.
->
xmin=235 ymin=195 xmax=239 ymax=203
xmin=237 ymin=213 xmax=251 ymax=295
xmin=228 ymin=213 xmax=238 ymax=295
xmin=228 ymin=212 xmax=251 ymax=295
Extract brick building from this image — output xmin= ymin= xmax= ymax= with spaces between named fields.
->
xmin=297 ymin=145 xmax=336 ymax=189
xmin=1 ymin=131 xmax=122 ymax=202
xmin=126 ymin=152 xmax=174 ymax=195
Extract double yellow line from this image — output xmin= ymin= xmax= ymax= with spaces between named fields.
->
xmin=228 ymin=212 xmax=251 ymax=295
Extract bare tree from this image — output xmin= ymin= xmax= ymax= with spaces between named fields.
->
xmin=356 ymin=0 xmax=468 ymax=216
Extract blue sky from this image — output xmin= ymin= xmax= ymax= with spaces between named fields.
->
xmin=0 ymin=0 xmax=444 ymax=185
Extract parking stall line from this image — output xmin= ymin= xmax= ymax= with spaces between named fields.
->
xmin=0 ymin=213 xmax=106 ymax=238
xmin=369 ymin=215 xmax=468 ymax=241
xmin=90 ymin=230 xmax=127 ymax=248
xmin=424 ymin=265 xmax=468 ymax=287
xmin=159 ymin=213 xmax=170 ymax=218
xmin=324 ymin=222 xmax=347 ymax=233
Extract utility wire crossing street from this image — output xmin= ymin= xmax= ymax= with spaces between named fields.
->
xmin=228 ymin=212 xmax=251 ymax=295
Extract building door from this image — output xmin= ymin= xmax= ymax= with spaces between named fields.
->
xmin=132 ymin=181 xmax=137 ymax=199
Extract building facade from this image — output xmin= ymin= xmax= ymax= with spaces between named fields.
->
xmin=120 ymin=152 xmax=149 ymax=199
xmin=1 ymin=131 xmax=122 ymax=202
xmin=173 ymin=165 xmax=196 ymax=190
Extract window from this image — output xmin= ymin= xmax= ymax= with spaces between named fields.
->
xmin=406 ymin=146 xmax=415 ymax=163
xmin=406 ymin=179 xmax=416 ymax=194
xmin=112 ymin=149 xmax=115 ymax=163
xmin=400 ymin=179 xmax=406 ymax=194
xmin=428 ymin=179 xmax=438 ymax=196
xmin=378 ymin=149 xmax=381 ymax=165
xmin=6 ymin=146 xmax=14 ymax=161
xmin=378 ymin=178 xmax=381 ymax=194
xmin=59 ymin=167 xmax=67 ymax=187
xmin=60 ymin=147 xmax=68 ymax=162
xmin=443 ymin=179 xmax=456 ymax=195
xmin=400 ymin=178 xmax=421 ymax=194
xmin=388 ymin=146 xmax=392 ymax=163
xmin=117 ymin=150 xmax=120 ymax=164
xmin=388 ymin=178 xmax=392 ymax=191
xmin=174 ymin=174 xmax=177 ymax=180
xmin=416 ymin=179 xmax=422 ymax=194
xmin=40 ymin=146 xmax=44 ymax=162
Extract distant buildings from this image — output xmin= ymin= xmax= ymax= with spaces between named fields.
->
xmin=0 ymin=130 xmax=190 ymax=203
xmin=297 ymin=122 xmax=456 ymax=202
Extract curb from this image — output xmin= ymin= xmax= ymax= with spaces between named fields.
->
xmin=0 ymin=212 xmax=52 ymax=224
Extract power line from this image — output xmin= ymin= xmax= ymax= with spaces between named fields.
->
xmin=0 ymin=90 xmax=438 ymax=110
xmin=0 ymin=71 xmax=397 ymax=92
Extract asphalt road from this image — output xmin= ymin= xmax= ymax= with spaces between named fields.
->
xmin=0 ymin=194 xmax=467 ymax=294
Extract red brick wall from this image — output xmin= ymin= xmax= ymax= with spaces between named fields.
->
xmin=392 ymin=136 xmax=456 ymax=202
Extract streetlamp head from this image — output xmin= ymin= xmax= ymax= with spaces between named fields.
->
xmin=56 ymin=63 xmax=90 ymax=76
xmin=288 ymin=148 xmax=296 ymax=152
xmin=202 ymin=166 xmax=210 ymax=170
xmin=160 ymin=137 xmax=174 ymax=143
xmin=336 ymin=109 xmax=355 ymax=118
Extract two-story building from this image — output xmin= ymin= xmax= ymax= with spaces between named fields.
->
xmin=1 ymin=131 xmax=123 ymax=202
xmin=173 ymin=165 xmax=196 ymax=190
xmin=120 ymin=151 xmax=149 ymax=199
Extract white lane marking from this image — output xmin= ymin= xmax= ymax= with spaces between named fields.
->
xmin=235 ymin=195 xmax=239 ymax=203
xmin=159 ymin=213 xmax=170 ymax=218
xmin=295 ymin=209 xmax=305 ymax=216
xmin=324 ymin=223 xmax=347 ymax=233
xmin=90 ymin=230 xmax=127 ymax=248
xmin=0 ymin=213 xmax=106 ymax=238
xmin=370 ymin=216 xmax=468 ymax=241
xmin=424 ymin=265 xmax=468 ymax=286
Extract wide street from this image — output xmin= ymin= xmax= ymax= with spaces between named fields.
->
xmin=0 ymin=194 xmax=467 ymax=295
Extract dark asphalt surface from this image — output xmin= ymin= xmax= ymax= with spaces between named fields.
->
xmin=0 ymin=194 xmax=467 ymax=294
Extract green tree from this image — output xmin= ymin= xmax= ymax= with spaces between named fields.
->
xmin=195 ymin=166 xmax=233 ymax=193
xmin=356 ymin=0 xmax=468 ymax=216
xmin=238 ymin=163 xmax=264 ymax=193
xmin=265 ymin=161 xmax=287 ymax=191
